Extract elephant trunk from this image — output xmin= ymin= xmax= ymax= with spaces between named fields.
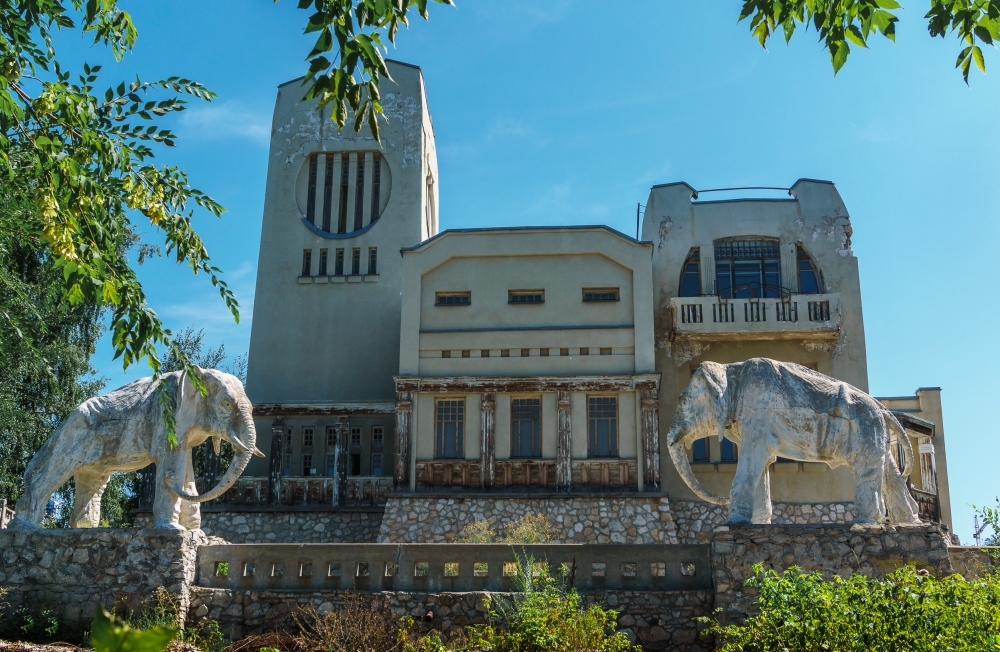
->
xmin=168 ymin=400 xmax=257 ymax=503
xmin=668 ymin=431 xmax=730 ymax=505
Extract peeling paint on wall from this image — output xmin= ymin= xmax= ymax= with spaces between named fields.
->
xmin=657 ymin=217 xmax=673 ymax=252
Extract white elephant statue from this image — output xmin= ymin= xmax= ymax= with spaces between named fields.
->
xmin=667 ymin=359 xmax=921 ymax=525
xmin=10 ymin=368 xmax=263 ymax=530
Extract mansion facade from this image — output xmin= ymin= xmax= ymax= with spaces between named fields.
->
xmin=209 ymin=60 xmax=952 ymax=539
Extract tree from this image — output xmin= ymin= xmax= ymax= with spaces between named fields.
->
xmin=293 ymin=0 xmax=999 ymax=145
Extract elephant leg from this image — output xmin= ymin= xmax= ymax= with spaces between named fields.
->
xmin=882 ymin=454 xmax=921 ymax=525
xmin=751 ymin=460 xmax=774 ymax=524
xmin=178 ymin=450 xmax=202 ymax=531
xmin=71 ymin=466 xmax=111 ymax=528
xmin=853 ymin=453 xmax=887 ymax=524
xmin=152 ymin=449 xmax=186 ymax=530
xmin=728 ymin=437 xmax=771 ymax=525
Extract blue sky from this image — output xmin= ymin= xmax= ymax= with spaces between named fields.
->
xmin=56 ymin=2 xmax=998 ymax=543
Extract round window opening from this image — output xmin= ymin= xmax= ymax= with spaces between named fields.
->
xmin=295 ymin=151 xmax=392 ymax=235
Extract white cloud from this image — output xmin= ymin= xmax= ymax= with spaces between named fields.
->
xmin=179 ymin=102 xmax=270 ymax=145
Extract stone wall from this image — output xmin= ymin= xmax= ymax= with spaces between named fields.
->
xmin=711 ymin=522 xmax=954 ymax=625
xmin=670 ymin=500 xmax=856 ymax=544
xmin=0 ymin=528 xmax=203 ymax=626
xmin=133 ymin=510 xmax=383 ymax=543
xmin=377 ymin=496 xmax=679 ymax=544
xmin=187 ymin=587 xmax=713 ymax=651
xmin=948 ymin=546 xmax=1000 ymax=579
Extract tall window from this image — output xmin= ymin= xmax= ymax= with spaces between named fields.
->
xmin=425 ymin=176 xmax=435 ymax=236
xmin=692 ymin=439 xmax=709 ymax=462
xmin=350 ymin=427 xmax=361 ymax=446
xmin=318 ymin=249 xmax=328 ymax=276
xmin=326 ymin=426 xmax=336 ymax=447
xmin=350 ymin=453 xmax=361 ymax=475
xmin=511 ymin=398 xmax=541 ymax=458
xmin=326 ymin=454 xmax=336 ymax=476
xmin=354 ymin=154 xmax=365 ymax=231
xmin=721 ymin=438 xmax=737 ymax=462
xmin=588 ymin=396 xmax=618 ymax=458
xmin=797 ymin=245 xmax=822 ymax=294
xmin=302 ymin=427 xmax=314 ymax=447
xmin=302 ymin=454 xmax=312 ymax=475
xmin=284 ymin=428 xmax=292 ymax=476
xmin=321 ymin=154 xmax=334 ymax=231
xmin=338 ymin=153 xmax=349 ymax=234
xmin=371 ymin=452 xmax=383 ymax=476
xmin=679 ymin=248 xmax=701 ymax=297
xmin=368 ymin=248 xmax=378 ymax=275
xmin=335 ymin=249 xmax=344 ymax=276
xmin=351 ymin=248 xmax=361 ymax=276
xmin=435 ymin=399 xmax=465 ymax=459
xmin=370 ymin=153 xmax=381 ymax=223
xmin=301 ymin=250 xmax=312 ymax=277
xmin=306 ymin=155 xmax=318 ymax=224
xmin=714 ymin=238 xmax=781 ymax=298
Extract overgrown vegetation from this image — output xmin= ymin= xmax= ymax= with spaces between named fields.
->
xmin=294 ymin=596 xmax=402 ymax=652
xmin=974 ymin=497 xmax=1000 ymax=546
xmin=456 ymin=513 xmax=554 ymax=545
xmin=700 ymin=563 xmax=1000 ymax=651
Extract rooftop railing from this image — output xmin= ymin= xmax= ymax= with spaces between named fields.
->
xmin=670 ymin=293 xmax=840 ymax=341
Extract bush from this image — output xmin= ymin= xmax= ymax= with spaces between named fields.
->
xmin=294 ymin=595 xmax=403 ymax=652
xmin=701 ymin=563 xmax=1000 ymax=651
xmin=457 ymin=513 xmax=554 ymax=545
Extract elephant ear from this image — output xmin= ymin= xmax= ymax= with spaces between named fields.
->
xmin=697 ymin=362 xmax=729 ymax=441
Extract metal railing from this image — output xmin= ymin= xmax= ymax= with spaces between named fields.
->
xmin=671 ymin=293 xmax=840 ymax=337
xmin=197 ymin=543 xmax=712 ymax=593
xmin=200 ymin=476 xmax=393 ymax=508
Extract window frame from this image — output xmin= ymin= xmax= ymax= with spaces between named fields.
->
xmin=301 ymin=249 xmax=312 ymax=277
xmin=510 ymin=396 xmax=542 ymax=458
xmin=713 ymin=237 xmax=783 ymax=299
xmin=508 ymin=289 xmax=545 ymax=304
xmin=302 ymin=453 xmax=313 ymax=476
xmin=678 ymin=248 xmax=701 ymax=297
xmin=435 ymin=291 xmax=471 ymax=306
xmin=582 ymin=287 xmax=620 ymax=302
xmin=318 ymin=249 xmax=328 ymax=276
xmin=587 ymin=395 xmax=619 ymax=458
xmin=435 ymin=398 xmax=465 ymax=459
xmin=796 ymin=244 xmax=824 ymax=294
xmin=351 ymin=248 xmax=361 ymax=276
xmin=368 ymin=247 xmax=378 ymax=275
xmin=302 ymin=427 xmax=314 ymax=448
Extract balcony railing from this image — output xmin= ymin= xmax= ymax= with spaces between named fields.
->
xmin=198 ymin=476 xmax=393 ymax=509
xmin=670 ymin=293 xmax=840 ymax=341
xmin=910 ymin=487 xmax=940 ymax=523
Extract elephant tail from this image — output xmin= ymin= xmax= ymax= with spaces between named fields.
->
xmin=885 ymin=411 xmax=913 ymax=478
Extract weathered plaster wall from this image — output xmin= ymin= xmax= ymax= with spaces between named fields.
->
xmin=0 ymin=528 xmax=203 ymax=625
xmin=377 ymin=496 xmax=679 ymax=544
xmin=187 ymin=587 xmax=714 ymax=651
xmin=133 ymin=511 xmax=383 ymax=543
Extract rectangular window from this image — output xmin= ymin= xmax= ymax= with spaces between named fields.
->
xmin=462 ymin=350 xmax=471 ymax=358
xmin=580 ymin=347 xmax=590 ymax=356
xmin=540 ymin=348 xmax=549 ymax=356
xmin=442 ymin=351 xmax=451 ymax=358
xmin=372 ymin=452 xmax=383 ymax=476
xmin=301 ymin=250 xmax=312 ymax=277
xmin=322 ymin=154 xmax=334 ymax=231
xmin=302 ymin=454 xmax=312 ymax=476
xmin=583 ymin=287 xmax=620 ymax=302
xmin=350 ymin=427 xmax=361 ymax=446
xmin=306 ymin=155 xmax=318 ymax=224
xmin=511 ymin=398 xmax=541 ymax=458
xmin=326 ymin=454 xmax=336 ymax=476
xmin=436 ymin=291 xmax=471 ymax=306
xmin=370 ymin=153 xmax=381 ymax=223
xmin=285 ymin=429 xmax=293 ymax=453
xmin=481 ymin=350 xmax=490 ymax=358
xmin=714 ymin=239 xmax=782 ymax=299
xmin=501 ymin=349 xmax=510 ymax=357
xmin=560 ymin=348 xmax=569 ymax=356
xmin=721 ymin=437 xmax=737 ymax=462
xmin=351 ymin=248 xmax=361 ymax=275
xmin=372 ymin=426 xmax=384 ymax=446
xmin=335 ymin=249 xmax=344 ymax=276
xmin=354 ymin=154 xmax=365 ymax=231
xmin=508 ymin=289 xmax=544 ymax=304
xmin=692 ymin=438 xmax=709 ymax=463
xmin=600 ymin=347 xmax=612 ymax=356
xmin=303 ymin=427 xmax=314 ymax=447
xmin=318 ymin=249 xmax=328 ymax=276
xmin=283 ymin=454 xmax=291 ymax=476
xmin=435 ymin=399 xmax=465 ymax=459
xmin=520 ymin=348 xmax=530 ymax=357
xmin=326 ymin=427 xmax=336 ymax=447
xmin=588 ymin=396 xmax=618 ymax=458
xmin=338 ymin=153 xmax=350 ymax=233
xmin=350 ymin=453 xmax=361 ymax=475
xmin=368 ymin=248 xmax=377 ymax=275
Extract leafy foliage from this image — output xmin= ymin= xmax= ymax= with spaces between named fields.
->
xmin=0 ymin=0 xmax=240 ymax=445
xmin=294 ymin=595 xmax=402 ymax=652
xmin=701 ymin=563 xmax=1000 ymax=651
xmin=737 ymin=0 xmax=1000 ymax=83
xmin=91 ymin=605 xmax=177 ymax=652
xmin=457 ymin=513 xmax=554 ymax=544
xmin=975 ymin=497 xmax=1000 ymax=546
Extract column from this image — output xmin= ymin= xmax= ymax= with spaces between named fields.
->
xmin=480 ymin=391 xmax=496 ymax=489
xmin=266 ymin=418 xmax=285 ymax=506
xmin=334 ymin=416 xmax=349 ymax=507
xmin=394 ymin=391 xmax=413 ymax=490
xmin=556 ymin=390 xmax=572 ymax=491
xmin=640 ymin=387 xmax=661 ymax=490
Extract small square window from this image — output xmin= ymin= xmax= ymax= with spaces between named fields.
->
xmin=214 ymin=561 xmax=229 ymax=577
xmin=243 ymin=562 xmax=256 ymax=577
xmin=444 ymin=562 xmax=459 ymax=577
xmin=560 ymin=348 xmax=569 ymax=356
xmin=600 ymin=348 xmax=612 ymax=356
xmin=462 ymin=350 xmax=471 ymax=358
xmin=328 ymin=562 xmax=341 ymax=577
xmin=681 ymin=563 xmax=697 ymax=577
xmin=436 ymin=291 xmax=471 ymax=306
xmin=503 ymin=562 xmax=518 ymax=577
xmin=520 ymin=348 xmax=530 ymax=357
xmin=481 ymin=350 xmax=490 ymax=358
xmin=583 ymin=287 xmax=620 ymax=302
xmin=474 ymin=562 xmax=489 ymax=577
xmin=356 ymin=562 xmax=370 ymax=577
xmin=592 ymin=562 xmax=606 ymax=578
xmin=271 ymin=563 xmax=283 ymax=578
xmin=540 ymin=348 xmax=549 ymax=356
xmin=508 ymin=289 xmax=544 ymax=304
xmin=414 ymin=562 xmax=429 ymax=577
xmin=442 ymin=350 xmax=451 ymax=358
xmin=621 ymin=562 xmax=636 ymax=578
xmin=651 ymin=562 xmax=666 ymax=577
xmin=299 ymin=563 xmax=312 ymax=577
xmin=372 ymin=426 xmax=384 ymax=445
xmin=385 ymin=562 xmax=398 ymax=577
xmin=580 ymin=347 xmax=590 ymax=356
xmin=501 ymin=349 xmax=510 ymax=358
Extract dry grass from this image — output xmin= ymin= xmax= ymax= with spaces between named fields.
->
xmin=292 ymin=596 xmax=402 ymax=652
xmin=226 ymin=631 xmax=303 ymax=652
xmin=458 ymin=512 xmax=554 ymax=545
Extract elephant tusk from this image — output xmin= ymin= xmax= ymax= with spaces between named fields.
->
xmin=252 ymin=446 xmax=266 ymax=458
xmin=212 ymin=436 xmax=221 ymax=456
xmin=164 ymin=479 xmax=200 ymax=500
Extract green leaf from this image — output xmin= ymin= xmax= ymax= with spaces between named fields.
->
xmin=831 ymin=41 xmax=850 ymax=73
xmin=972 ymin=45 xmax=986 ymax=73
xmin=846 ymin=24 xmax=868 ymax=48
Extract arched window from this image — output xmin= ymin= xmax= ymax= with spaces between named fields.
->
xmin=714 ymin=238 xmax=782 ymax=298
xmin=796 ymin=245 xmax=823 ymax=294
xmin=678 ymin=248 xmax=701 ymax=297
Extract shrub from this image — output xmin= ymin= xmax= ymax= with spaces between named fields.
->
xmin=701 ymin=563 xmax=1000 ymax=651
xmin=457 ymin=513 xmax=554 ymax=545
xmin=91 ymin=606 xmax=177 ymax=652
xmin=457 ymin=518 xmax=496 ymax=544
xmin=294 ymin=595 xmax=403 ymax=652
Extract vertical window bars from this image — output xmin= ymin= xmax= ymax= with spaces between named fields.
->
xmin=368 ymin=248 xmax=378 ymax=275
xmin=321 ymin=154 xmax=334 ymax=232
xmin=370 ymin=153 xmax=381 ymax=223
xmin=338 ymin=153 xmax=349 ymax=234
xmin=354 ymin=154 xmax=365 ymax=231
xmin=306 ymin=156 xmax=318 ymax=224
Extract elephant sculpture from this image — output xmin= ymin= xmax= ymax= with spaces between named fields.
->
xmin=667 ymin=358 xmax=921 ymax=525
xmin=10 ymin=367 xmax=263 ymax=530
